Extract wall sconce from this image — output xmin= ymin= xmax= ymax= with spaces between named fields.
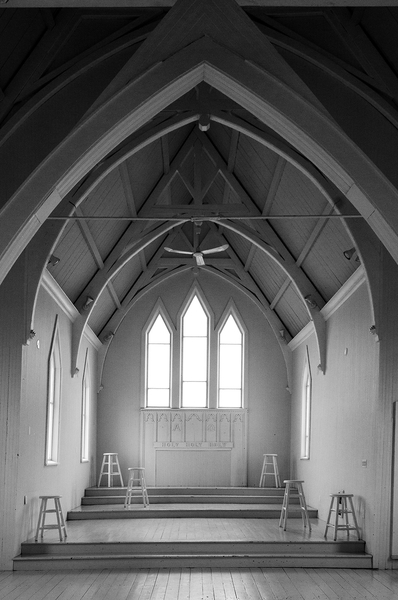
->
xmin=82 ymin=296 xmax=94 ymax=311
xmin=29 ymin=330 xmax=36 ymax=340
xmin=304 ymin=295 xmax=318 ymax=309
xmin=343 ymin=247 xmax=360 ymax=262
xmin=103 ymin=332 xmax=114 ymax=343
xmin=369 ymin=325 xmax=379 ymax=342
xmin=279 ymin=329 xmax=286 ymax=341
xmin=47 ymin=255 xmax=60 ymax=267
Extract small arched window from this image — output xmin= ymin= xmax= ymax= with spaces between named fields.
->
xmin=301 ymin=349 xmax=312 ymax=459
xmin=218 ymin=313 xmax=243 ymax=408
xmin=181 ymin=294 xmax=208 ymax=408
xmin=146 ymin=313 xmax=171 ymax=407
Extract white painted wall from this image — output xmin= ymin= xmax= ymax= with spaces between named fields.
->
xmin=98 ymin=269 xmax=291 ymax=487
xmin=290 ymin=278 xmax=379 ymax=554
xmin=15 ymin=284 xmax=98 ymax=552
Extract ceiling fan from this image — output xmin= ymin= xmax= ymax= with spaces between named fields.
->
xmin=164 ymin=243 xmax=229 ymax=266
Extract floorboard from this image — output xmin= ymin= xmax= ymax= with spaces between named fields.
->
xmin=3 ymin=568 xmax=398 ymax=600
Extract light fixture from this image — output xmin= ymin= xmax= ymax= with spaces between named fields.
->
xmin=47 ymin=254 xmax=60 ymax=267
xmin=304 ymin=295 xmax=318 ymax=309
xmin=279 ymin=329 xmax=286 ymax=340
xmin=29 ymin=330 xmax=36 ymax=340
xmin=103 ymin=332 xmax=114 ymax=343
xmin=82 ymin=296 xmax=94 ymax=311
xmin=343 ymin=247 xmax=360 ymax=262
xmin=198 ymin=114 xmax=210 ymax=132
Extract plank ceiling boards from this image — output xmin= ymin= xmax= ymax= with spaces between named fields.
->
xmin=88 ymin=288 xmax=118 ymax=334
xmin=50 ymin=223 xmax=99 ymax=302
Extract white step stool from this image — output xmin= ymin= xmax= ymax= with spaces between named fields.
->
xmin=324 ymin=493 xmax=361 ymax=540
xmin=98 ymin=452 xmax=124 ymax=487
xmin=259 ymin=453 xmax=281 ymax=487
xmin=279 ymin=480 xmax=312 ymax=531
xmin=35 ymin=496 xmax=67 ymax=541
xmin=124 ymin=467 xmax=149 ymax=508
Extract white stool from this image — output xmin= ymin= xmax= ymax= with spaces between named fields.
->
xmin=279 ymin=480 xmax=311 ymax=531
xmin=324 ymin=493 xmax=361 ymax=540
xmin=124 ymin=467 xmax=149 ymax=508
xmin=35 ymin=496 xmax=67 ymax=541
xmin=259 ymin=454 xmax=281 ymax=487
xmin=98 ymin=452 xmax=124 ymax=487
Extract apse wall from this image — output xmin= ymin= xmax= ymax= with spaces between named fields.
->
xmin=98 ymin=269 xmax=291 ymax=487
xmin=289 ymin=269 xmax=379 ymax=552
xmin=16 ymin=278 xmax=98 ymax=555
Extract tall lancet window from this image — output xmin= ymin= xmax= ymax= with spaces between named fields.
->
xmin=146 ymin=313 xmax=171 ymax=407
xmin=218 ymin=313 xmax=243 ymax=408
xmin=46 ymin=317 xmax=62 ymax=465
xmin=181 ymin=294 xmax=208 ymax=408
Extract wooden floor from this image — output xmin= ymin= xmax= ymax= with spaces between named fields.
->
xmin=27 ymin=515 xmax=323 ymax=543
xmin=2 ymin=567 xmax=398 ymax=599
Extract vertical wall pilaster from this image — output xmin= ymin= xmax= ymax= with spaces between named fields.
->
xmin=0 ymin=256 xmax=27 ymax=569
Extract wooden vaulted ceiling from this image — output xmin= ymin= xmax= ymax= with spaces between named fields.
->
xmin=2 ymin=3 xmax=397 ymax=350
xmin=49 ymin=86 xmax=356 ymax=342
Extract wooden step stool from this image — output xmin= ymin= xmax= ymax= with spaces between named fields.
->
xmin=124 ymin=467 xmax=149 ymax=508
xmin=97 ymin=452 xmax=124 ymax=487
xmin=279 ymin=480 xmax=312 ymax=531
xmin=324 ymin=493 xmax=361 ymax=540
xmin=259 ymin=453 xmax=281 ymax=487
xmin=35 ymin=496 xmax=67 ymax=541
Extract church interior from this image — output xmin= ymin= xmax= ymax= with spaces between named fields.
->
xmin=2 ymin=0 xmax=398 ymax=592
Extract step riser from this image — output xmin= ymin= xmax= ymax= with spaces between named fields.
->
xmin=87 ymin=487 xmax=285 ymax=497
xmin=81 ymin=496 xmax=297 ymax=505
xmin=67 ymin=509 xmax=318 ymax=520
xmin=13 ymin=555 xmax=373 ymax=570
xmin=21 ymin=541 xmax=366 ymax=557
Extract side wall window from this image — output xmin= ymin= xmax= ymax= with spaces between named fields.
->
xmin=300 ymin=347 xmax=312 ymax=459
xmin=81 ymin=350 xmax=90 ymax=462
xmin=46 ymin=316 xmax=62 ymax=465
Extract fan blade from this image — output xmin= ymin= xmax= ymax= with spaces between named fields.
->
xmin=164 ymin=247 xmax=193 ymax=256
xmin=201 ymin=244 xmax=229 ymax=255
xmin=193 ymin=252 xmax=205 ymax=266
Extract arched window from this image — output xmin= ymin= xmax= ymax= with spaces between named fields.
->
xmin=181 ymin=294 xmax=208 ymax=408
xmin=301 ymin=349 xmax=312 ymax=459
xmin=81 ymin=350 xmax=90 ymax=462
xmin=146 ymin=313 xmax=171 ymax=407
xmin=218 ymin=313 xmax=243 ymax=408
xmin=46 ymin=317 xmax=62 ymax=465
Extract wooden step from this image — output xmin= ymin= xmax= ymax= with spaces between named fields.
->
xmin=13 ymin=552 xmax=373 ymax=570
xmin=86 ymin=486 xmax=285 ymax=497
xmin=81 ymin=494 xmax=296 ymax=505
xmin=15 ymin=537 xmax=372 ymax=570
xmin=67 ymin=505 xmax=317 ymax=520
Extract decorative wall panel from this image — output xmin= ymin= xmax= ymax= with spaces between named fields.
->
xmin=141 ymin=410 xmax=247 ymax=486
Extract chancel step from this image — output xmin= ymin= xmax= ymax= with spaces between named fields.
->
xmin=15 ymin=540 xmax=372 ymax=570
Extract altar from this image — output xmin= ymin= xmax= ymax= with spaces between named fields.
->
xmin=141 ymin=409 xmax=247 ymax=487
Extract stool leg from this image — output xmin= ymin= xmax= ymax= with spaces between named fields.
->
xmin=54 ymin=497 xmax=67 ymax=540
xmin=333 ymin=496 xmax=340 ymax=541
xmin=324 ymin=497 xmax=334 ymax=538
xmin=273 ymin=456 xmax=281 ymax=488
xmin=348 ymin=496 xmax=361 ymax=539
xmin=259 ymin=456 xmax=266 ymax=487
xmin=97 ymin=455 xmax=106 ymax=487
xmin=279 ymin=484 xmax=290 ymax=530
xmin=297 ymin=484 xmax=311 ymax=531
xmin=35 ymin=498 xmax=45 ymax=542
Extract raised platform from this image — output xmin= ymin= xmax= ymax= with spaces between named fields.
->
xmin=13 ymin=487 xmax=372 ymax=570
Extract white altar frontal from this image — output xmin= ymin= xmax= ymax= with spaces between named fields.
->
xmin=141 ymin=409 xmax=247 ymax=487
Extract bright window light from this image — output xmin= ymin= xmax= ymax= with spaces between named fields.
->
xmin=218 ymin=314 xmax=243 ymax=408
xmin=182 ymin=295 xmax=208 ymax=408
xmin=146 ymin=314 xmax=171 ymax=407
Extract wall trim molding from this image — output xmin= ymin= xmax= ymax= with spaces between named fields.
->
xmin=41 ymin=270 xmax=102 ymax=350
xmin=289 ymin=266 xmax=366 ymax=350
